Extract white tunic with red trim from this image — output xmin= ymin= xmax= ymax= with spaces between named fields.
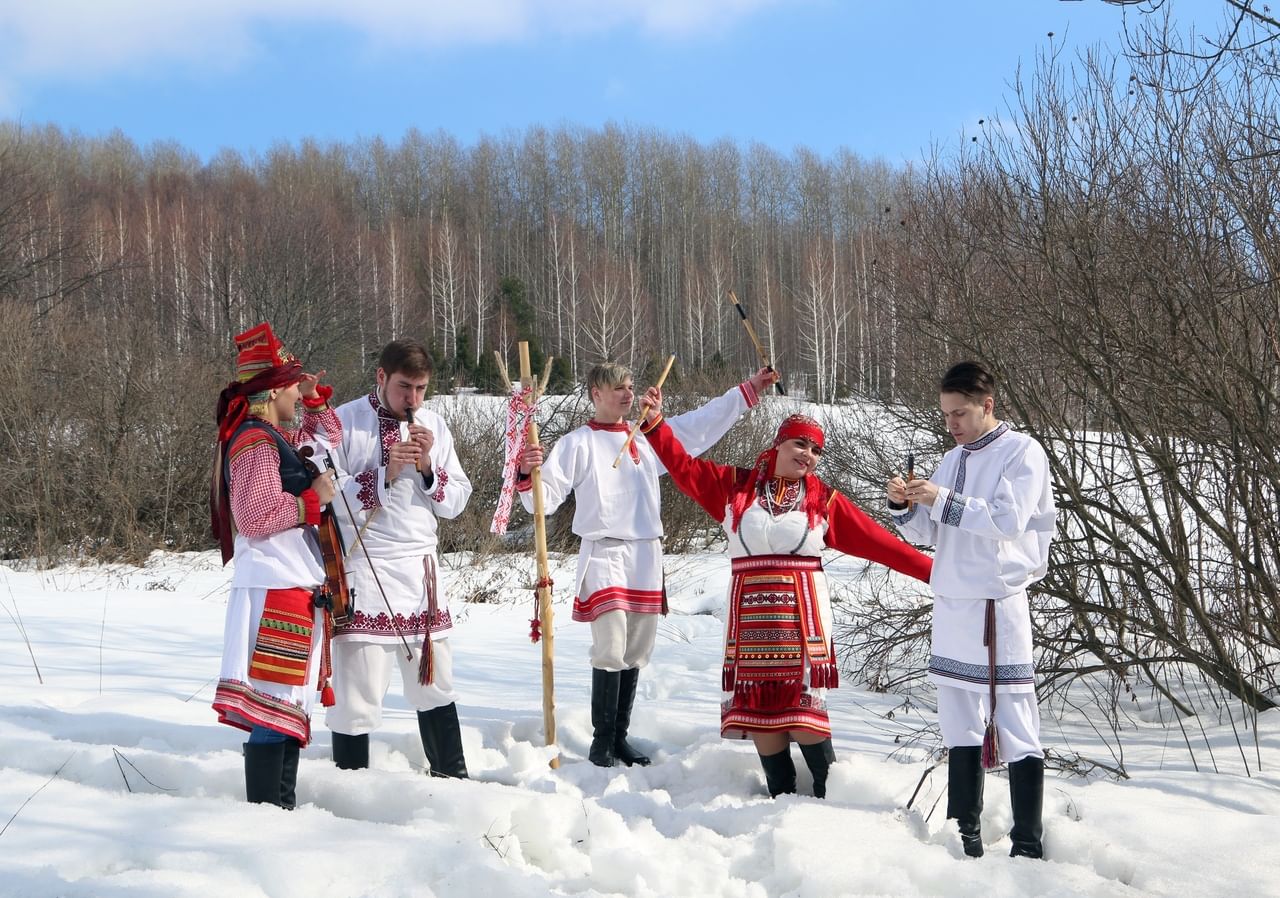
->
xmin=329 ymin=393 xmax=473 ymax=644
xmin=891 ymin=422 xmax=1055 ymax=695
xmin=519 ymin=382 xmax=759 ymax=621
xmin=641 ymin=416 xmax=933 ymax=737
xmin=213 ymin=407 xmax=342 ymax=745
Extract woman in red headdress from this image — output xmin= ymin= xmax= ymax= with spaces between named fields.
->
xmin=640 ymin=394 xmax=932 ymax=799
xmin=210 ymin=322 xmax=342 ymax=808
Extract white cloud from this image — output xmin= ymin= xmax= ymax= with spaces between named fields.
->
xmin=0 ymin=0 xmax=795 ymax=88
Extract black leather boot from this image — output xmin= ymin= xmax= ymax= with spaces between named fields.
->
xmin=418 ymin=703 xmax=470 ymax=779
xmin=798 ymin=739 xmax=836 ymax=799
xmin=588 ymin=668 xmax=621 ymax=767
xmin=331 ymin=731 xmax=369 ymax=770
xmin=947 ymin=746 xmax=985 ymax=858
xmin=1008 ymin=755 xmax=1045 ymax=859
xmin=243 ymin=741 xmax=285 ymax=806
xmin=613 ymin=668 xmax=651 ymax=767
xmin=279 ymin=738 xmax=300 ymax=809
xmin=759 ymin=749 xmax=797 ymax=797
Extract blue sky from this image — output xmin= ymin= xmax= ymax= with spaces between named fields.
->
xmin=0 ymin=0 xmax=1231 ymax=164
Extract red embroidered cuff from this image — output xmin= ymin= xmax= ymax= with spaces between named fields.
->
xmin=739 ymin=380 xmax=760 ymax=408
xmin=515 ymin=472 xmax=533 ymax=493
xmin=302 ymin=384 xmax=334 ymax=409
xmin=298 ymin=489 xmax=322 ymax=525
xmin=640 ymin=413 xmax=665 ymax=434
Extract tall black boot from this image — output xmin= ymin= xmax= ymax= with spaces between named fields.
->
xmin=798 ymin=739 xmax=837 ymax=799
xmin=331 ymin=731 xmax=369 ymax=770
xmin=613 ymin=668 xmax=651 ymax=767
xmin=243 ymin=741 xmax=286 ymax=806
xmin=418 ymin=703 xmax=470 ymax=779
xmin=947 ymin=746 xmax=985 ymax=858
xmin=588 ymin=668 xmax=621 ymax=767
xmin=279 ymin=738 xmax=301 ymax=810
xmin=759 ymin=749 xmax=798 ymax=797
xmin=1008 ymin=756 xmax=1045 ymax=859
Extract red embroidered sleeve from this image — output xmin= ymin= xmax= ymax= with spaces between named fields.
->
xmin=824 ymin=490 xmax=933 ymax=583
xmin=430 ymin=467 xmax=449 ymax=503
xmin=354 ymin=468 xmax=382 ymax=510
xmin=228 ymin=430 xmax=311 ymax=538
xmin=641 ymin=417 xmax=739 ymax=522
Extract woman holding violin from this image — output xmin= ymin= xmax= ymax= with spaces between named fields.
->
xmin=210 ymin=322 xmax=342 ymax=808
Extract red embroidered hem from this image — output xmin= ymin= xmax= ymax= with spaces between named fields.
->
xmin=213 ymin=679 xmax=312 ymax=745
xmin=572 ymin=586 xmax=665 ymax=622
xmin=721 ymin=696 xmax=831 ymax=739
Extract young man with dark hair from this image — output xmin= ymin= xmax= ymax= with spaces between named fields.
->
xmin=888 ymin=360 xmax=1056 ymax=859
xmin=326 ymin=339 xmax=474 ymax=777
xmin=519 ymin=363 xmax=777 ymax=768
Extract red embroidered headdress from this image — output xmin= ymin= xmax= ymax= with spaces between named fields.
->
xmin=728 ymin=414 xmax=828 ymax=532
xmin=210 ymin=322 xmax=305 ymax=563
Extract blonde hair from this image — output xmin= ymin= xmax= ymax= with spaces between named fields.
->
xmin=586 ymin=363 xmax=632 ymax=400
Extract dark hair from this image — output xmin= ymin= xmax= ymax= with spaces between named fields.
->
xmin=940 ymin=361 xmax=996 ymax=400
xmin=378 ymin=339 xmax=433 ymax=378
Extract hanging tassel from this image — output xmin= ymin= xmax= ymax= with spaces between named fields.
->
xmin=417 ymin=634 xmax=435 ymax=686
xmin=981 ymin=719 xmax=1001 ymax=769
xmin=321 ymin=680 xmax=336 ymax=707
xmin=980 ymin=599 xmax=1000 ymax=769
xmin=529 ymin=576 xmax=553 ymax=644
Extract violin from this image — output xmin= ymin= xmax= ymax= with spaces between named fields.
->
xmin=299 ymin=447 xmax=353 ymax=625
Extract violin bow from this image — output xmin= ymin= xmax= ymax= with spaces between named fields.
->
xmin=322 ymin=436 xmax=415 ymax=661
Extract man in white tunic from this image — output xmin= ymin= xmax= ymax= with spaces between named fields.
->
xmin=326 ymin=340 xmax=474 ymax=777
xmin=888 ymin=361 xmax=1055 ymax=859
xmin=519 ymin=362 xmax=775 ymax=767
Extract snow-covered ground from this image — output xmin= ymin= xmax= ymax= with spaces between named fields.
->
xmin=1 ymin=551 xmax=1277 ymax=898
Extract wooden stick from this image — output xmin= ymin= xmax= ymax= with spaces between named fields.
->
xmin=612 ymin=354 xmax=675 ymax=469
xmin=727 ymin=290 xmax=786 ymax=396
xmin=519 ymin=342 xmax=559 ymax=769
xmin=493 ymin=350 xmax=514 ymax=393
xmin=727 ymin=290 xmax=770 ymax=365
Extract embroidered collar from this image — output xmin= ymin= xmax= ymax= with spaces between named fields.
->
xmin=588 ymin=420 xmax=629 ymax=433
xmin=963 ymin=421 xmax=1010 ymax=451
xmin=367 ymin=390 xmax=406 ymax=422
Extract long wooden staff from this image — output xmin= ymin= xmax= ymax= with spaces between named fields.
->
xmin=726 ymin=290 xmax=786 ymax=395
xmin=612 ymin=354 xmax=675 ymax=468
xmin=511 ymin=343 xmax=559 ymax=768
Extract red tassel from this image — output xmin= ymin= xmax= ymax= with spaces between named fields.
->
xmin=417 ymin=636 xmax=434 ymax=686
xmin=980 ymin=720 xmax=1001 ymax=769
xmin=529 ymin=618 xmax=542 ymax=643
xmin=321 ymin=682 xmax=335 ymax=707
xmin=722 ymin=665 xmax=735 ymax=692
xmin=809 ymin=663 xmax=839 ymax=689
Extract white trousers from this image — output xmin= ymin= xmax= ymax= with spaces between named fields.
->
xmin=326 ymin=638 xmax=456 ymax=734
xmin=937 ymin=684 xmax=1043 ymax=763
xmin=589 ymin=609 xmax=659 ymax=671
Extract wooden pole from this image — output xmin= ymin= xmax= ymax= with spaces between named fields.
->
xmin=518 ymin=342 xmax=559 ymax=768
xmin=727 ymin=290 xmax=786 ymax=395
xmin=612 ymin=354 xmax=676 ymax=469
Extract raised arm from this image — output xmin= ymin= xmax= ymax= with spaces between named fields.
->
xmin=640 ymin=415 xmax=742 ymax=522
xmin=664 ymin=370 xmax=770 ymax=458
